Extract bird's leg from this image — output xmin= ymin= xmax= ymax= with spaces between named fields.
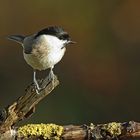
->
xmin=33 ymin=70 xmax=40 ymax=94
xmin=40 ymin=67 xmax=55 ymax=90
xmin=33 ymin=67 xmax=55 ymax=93
xmin=49 ymin=67 xmax=55 ymax=89
xmin=48 ymin=67 xmax=54 ymax=88
xmin=49 ymin=67 xmax=54 ymax=80
xmin=44 ymin=66 xmax=55 ymax=89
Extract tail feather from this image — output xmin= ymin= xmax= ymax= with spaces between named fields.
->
xmin=7 ymin=35 xmax=25 ymax=44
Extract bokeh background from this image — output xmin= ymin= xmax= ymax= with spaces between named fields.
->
xmin=0 ymin=0 xmax=140 ymax=128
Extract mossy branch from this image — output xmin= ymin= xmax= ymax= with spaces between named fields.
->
xmin=1 ymin=121 xmax=140 ymax=139
xmin=0 ymin=76 xmax=140 ymax=139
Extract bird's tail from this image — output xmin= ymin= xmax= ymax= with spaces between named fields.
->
xmin=7 ymin=35 xmax=25 ymax=44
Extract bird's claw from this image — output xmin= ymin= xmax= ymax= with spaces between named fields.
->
xmin=32 ymin=68 xmax=55 ymax=94
xmin=32 ymin=83 xmax=41 ymax=94
xmin=33 ymin=81 xmax=48 ymax=94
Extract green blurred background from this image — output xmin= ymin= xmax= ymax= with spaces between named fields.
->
xmin=0 ymin=0 xmax=140 ymax=126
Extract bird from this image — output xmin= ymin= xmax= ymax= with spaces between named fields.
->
xmin=8 ymin=26 xmax=75 ymax=94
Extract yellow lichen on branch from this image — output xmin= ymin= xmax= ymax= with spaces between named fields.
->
xmin=103 ymin=122 xmax=122 ymax=137
xmin=17 ymin=123 xmax=63 ymax=140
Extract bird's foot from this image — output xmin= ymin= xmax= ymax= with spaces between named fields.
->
xmin=32 ymin=69 xmax=55 ymax=94
xmin=33 ymin=79 xmax=49 ymax=94
xmin=33 ymin=83 xmax=41 ymax=94
xmin=33 ymin=79 xmax=46 ymax=94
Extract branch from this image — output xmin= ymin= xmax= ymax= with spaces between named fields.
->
xmin=1 ymin=121 xmax=140 ymax=139
xmin=0 ymin=75 xmax=59 ymax=133
xmin=0 ymin=76 xmax=140 ymax=139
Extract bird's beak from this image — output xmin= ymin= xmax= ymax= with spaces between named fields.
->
xmin=67 ymin=40 xmax=76 ymax=44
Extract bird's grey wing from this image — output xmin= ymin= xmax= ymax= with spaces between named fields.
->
xmin=7 ymin=35 xmax=25 ymax=44
xmin=23 ymin=44 xmax=33 ymax=54
xmin=22 ymin=35 xmax=36 ymax=54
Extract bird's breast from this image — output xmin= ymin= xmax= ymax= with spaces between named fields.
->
xmin=23 ymin=46 xmax=66 ymax=70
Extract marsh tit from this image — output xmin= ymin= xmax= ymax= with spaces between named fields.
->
xmin=8 ymin=26 xmax=75 ymax=94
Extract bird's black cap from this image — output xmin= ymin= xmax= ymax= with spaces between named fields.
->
xmin=35 ymin=26 xmax=70 ymax=41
